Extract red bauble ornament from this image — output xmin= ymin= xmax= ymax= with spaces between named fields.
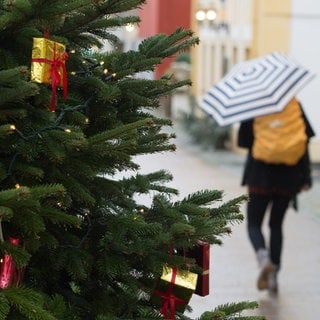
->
xmin=0 ymin=237 xmax=24 ymax=288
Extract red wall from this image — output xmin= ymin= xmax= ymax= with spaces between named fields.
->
xmin=138 ymin=0 xmax=191 ymax=78
xmin=138 ymin=1 xmax=159 ymax=38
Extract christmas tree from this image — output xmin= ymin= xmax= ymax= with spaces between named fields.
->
xmin=0 ymin=1 xmax=264 ymax=319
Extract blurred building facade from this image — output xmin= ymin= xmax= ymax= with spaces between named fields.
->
xmin=190 ymin=0 xmax=320 ymax=160
xmin=138 ymin=0 xmax=191 ymax=79
xmin=126 ymin=0 xmax=320 ymax=160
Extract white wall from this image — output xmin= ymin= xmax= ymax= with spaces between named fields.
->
xmin=290 ymin=1 xmax=320 ymax=142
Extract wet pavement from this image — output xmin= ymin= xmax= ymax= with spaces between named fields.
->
xmin=135 ymin=107 xmax=320 ymax=320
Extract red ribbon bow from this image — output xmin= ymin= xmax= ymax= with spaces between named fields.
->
xmin=32 ymin=42 xmax=68 ymax=112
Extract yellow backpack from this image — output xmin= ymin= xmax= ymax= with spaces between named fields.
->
xmin=252 ymin=98 xmax=307 ymax=166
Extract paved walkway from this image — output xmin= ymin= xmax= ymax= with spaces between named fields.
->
xmin=135 ymin=112 xmax=320 ymax=319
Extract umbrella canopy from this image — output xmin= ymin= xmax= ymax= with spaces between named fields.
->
xmin=199 ymin=52 xmax=316 ymax=126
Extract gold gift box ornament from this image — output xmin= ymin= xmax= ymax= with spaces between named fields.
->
xmin=151 ymin=266 xmax=198 ymax=319
xmin=31 ymin=37 xmax=68 ymax=112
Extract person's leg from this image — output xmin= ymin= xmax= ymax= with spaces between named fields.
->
xmin=268 ymin=194 xmax=290 ymax=268
xmin=268 ymin=194 xmax=291 ymax=292
xmin=247 ymin=192 xmax=272 ymax=290
xmin=247 ymin=192 xmax=270 ymax=251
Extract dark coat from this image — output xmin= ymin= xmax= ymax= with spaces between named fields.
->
xmin=237 ymin=104 xmax=315 ymax=197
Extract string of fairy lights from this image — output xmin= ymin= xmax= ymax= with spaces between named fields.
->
xmin=0 ymin=50 xmax=117 ymax=190
xmin=0 ymin=49 xmax=120 ymax=250
xmin=0 ymin=47 xmax=149 ymax=252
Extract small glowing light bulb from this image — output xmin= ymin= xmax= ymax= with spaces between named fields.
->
xmin=125 ymin=24 xmax=135 ymax=32
xmin=196 ymin=10 xmax=206 ymax=21
xmin=206 ymin=9 xmax=217 ymax=21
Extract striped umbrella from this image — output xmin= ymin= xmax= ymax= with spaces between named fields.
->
xmin=199 ymin=52 xmax=315 ymax=126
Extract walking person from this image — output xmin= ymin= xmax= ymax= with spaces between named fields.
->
xmin=237 ymin=98 xmax=315 ymax=293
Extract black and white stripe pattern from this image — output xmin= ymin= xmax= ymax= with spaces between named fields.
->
xmin=200 ymin=52 xmax=315 ymax=126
